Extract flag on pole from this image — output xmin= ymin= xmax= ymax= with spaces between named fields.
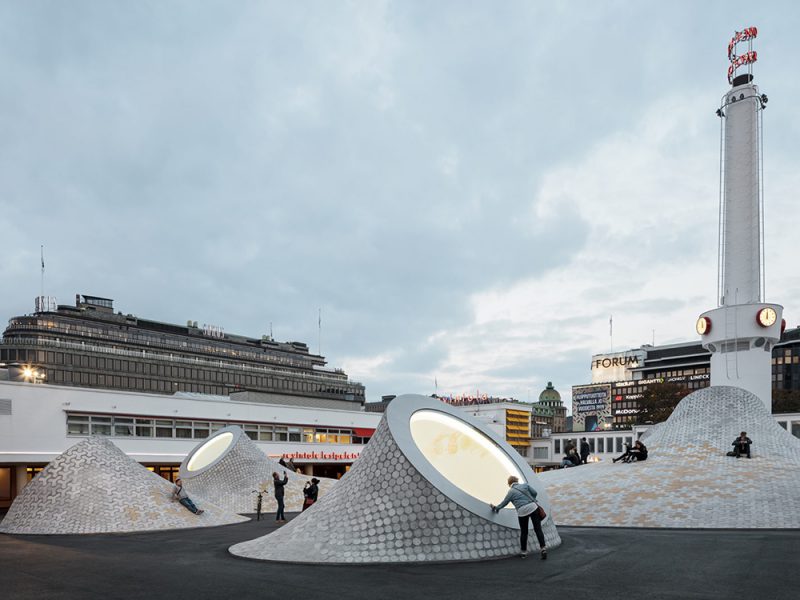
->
xmin=609 ymin=315 xmax=613 ymax=336
xmin=41 ymin=245 xmax=44 ymax=271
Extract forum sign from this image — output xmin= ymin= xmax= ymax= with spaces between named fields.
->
xmin=572 ymin=384 xmax=612 ymax=432
xmin=590 ymin=350 xmax=645 ymax=384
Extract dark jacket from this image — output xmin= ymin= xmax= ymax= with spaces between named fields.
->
xmin=304 ymin=482 xmax=319 ymax=501
xmin=631 ymin=443 xmax=648 ymax=461
xmin=580 ymin=441 xmax=591 ymax=456
xmin=273 ymin=474 xmax=289 ymax=498
xmin=732 ymin=436 xmax=752 ymax=448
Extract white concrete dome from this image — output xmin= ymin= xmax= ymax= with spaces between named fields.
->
xmin=0 ymin=437 xmax=247 ymax=535
xmin=229 ymin=394 xmax=561 ymax=563
xmin=539 ymin=386 xmax=800 ymax=528
xmin=179 ymin=425 xmax=335 ymax=514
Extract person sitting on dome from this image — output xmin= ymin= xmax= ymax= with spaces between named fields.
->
xmin=731 ymin=431 xmax=752 ymax=458
xmin=613 ymin=440 xmax=647 ymax=463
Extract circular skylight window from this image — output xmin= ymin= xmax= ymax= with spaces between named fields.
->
xmin=409 ymin=410 xmax=523 ymax=506
xmin=181 ymin=426 xmax=243 ymax=478
xmin=386 ymin=395 xmax=548 ymax=529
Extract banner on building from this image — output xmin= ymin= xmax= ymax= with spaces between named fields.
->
xmin=571 ymin=384 xmax=612 ymax=432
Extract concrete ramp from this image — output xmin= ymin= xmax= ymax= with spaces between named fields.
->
xmin=0 ymin=437 xmax=247 ymax=535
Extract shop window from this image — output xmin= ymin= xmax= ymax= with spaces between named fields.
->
xmin=288 ymin=427 xmax=302 ymax=442
xmin=589 ymin=439 xmax=595 ymax=453
xmin=26 ymin=467 xmax=44 ymax=482
xmin=193 ymin=422 xmax=210 ymax=439
xmin=554 ymin=439 xmax=561 ymax=454
xmin=616 ymin=437 xmax=623 ymax=452
xmin=0 ymin=467 xmax=12 ymax=500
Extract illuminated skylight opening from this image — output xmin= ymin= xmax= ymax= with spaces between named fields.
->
xmin=186 ymin=431 xmax=234 ymax=472
xmin=409 ymin=410 xmax=523 ymax=507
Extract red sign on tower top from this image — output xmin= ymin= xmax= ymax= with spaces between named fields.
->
xmin=728 ymin=27 xmax=758 ymax=84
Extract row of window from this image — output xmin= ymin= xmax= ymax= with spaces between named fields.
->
xmin=12 ymin=317 xmax=318 ymax=370
xmin=1 ymin=340 xmax=355 ymax=390
xmin=65 ymin=414 xmax=372 ymax=445
xmin=1 ymin=346 xmax=362 ymax=398
xmin=554 ymin=436 xmax=634 ymax=455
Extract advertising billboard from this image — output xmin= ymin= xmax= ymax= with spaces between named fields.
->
xmin=571 ymin=384 xmax=612 ymax=432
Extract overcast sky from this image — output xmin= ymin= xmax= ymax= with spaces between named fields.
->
xmin=2 ymin=2 xmax=800 ymax=406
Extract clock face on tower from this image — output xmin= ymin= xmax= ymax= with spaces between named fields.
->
xmin=757 ymin=307 xmax=778 ymax=327
xmin=696 ymin=316 xmax=711 ymax=335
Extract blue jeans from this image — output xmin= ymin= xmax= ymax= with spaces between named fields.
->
xmin=179 ymin=497 xmax=200 ymax=514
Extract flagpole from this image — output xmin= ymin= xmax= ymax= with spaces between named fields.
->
xmin=318 ymin=308 xmax=321 ymax=356
xmin=609 ymin=315 xmax=613 ymax=353
xmin=40 ymin=245 xmax=45 ymax=299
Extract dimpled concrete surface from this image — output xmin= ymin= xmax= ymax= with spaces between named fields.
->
xmin=0 ymin=437 xmax=247 ymax=535
xmin=229 ymin=417 xmax=561 ymax=563
xmin=539 ymin=386 xmax=800 ymax=528
xmin=181 ymin=429 xmax=335 ymax=514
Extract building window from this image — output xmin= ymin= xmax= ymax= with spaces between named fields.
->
xmin=156 ymin=420 xmax=174 ymax=438
xmin=193 ymin=422 xmax=210 ymax=439
xmin=778 ymin=421 xmax=787 ymax=430
xmin=136 ymin=419 xmax=154 ymax=437
xmin=533 ymin=447 xmax=548 ymax=460
xmin=67 ymin=415 xmax=90 ymax=435
xmin=175 ymin=421 xmax=193 ymax=439
xmin=597 ymin=438 xmax=604 ymax=453
xmin=90 ymin=416 xmax=112 ymax=436
xmin=114 ymin=417 xmax=134 ymax=437
xmin=554 ymin=439 xmax=561 ymax=454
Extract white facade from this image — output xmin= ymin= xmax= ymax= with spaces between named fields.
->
xmin=0 ymin=380 xmax=380 ymax=503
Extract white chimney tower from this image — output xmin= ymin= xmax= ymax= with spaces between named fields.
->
xmin=696 ymin=27 xmax=783 ymax=410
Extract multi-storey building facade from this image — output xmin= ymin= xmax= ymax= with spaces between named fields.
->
xmin=530 ymin=382 xmax=567 ymax=438
xmin=571 ymin=328 xmax=800 ymax=433
xmin=1 ymin=294 xmax=365 ymax=406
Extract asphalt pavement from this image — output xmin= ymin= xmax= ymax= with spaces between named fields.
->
xmin=1 ymin=512 xmax=798 ymax=600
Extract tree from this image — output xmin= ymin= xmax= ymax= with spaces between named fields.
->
xmin=772 ymin=389 xmax=800 ymax=414
xmin=636 ymin=383 xmax=693 ymax=424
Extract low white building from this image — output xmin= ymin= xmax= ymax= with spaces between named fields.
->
xmin=0 ymin=380 xmax=380 ymax=509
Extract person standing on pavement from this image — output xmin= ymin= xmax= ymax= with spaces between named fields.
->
xmin=490 ymin=476 xmax=547 ymax=560
xmin=272 ymin=471 xmax=289 ymax=522
xmin=579 ymin=437 xmax=591 ymax=464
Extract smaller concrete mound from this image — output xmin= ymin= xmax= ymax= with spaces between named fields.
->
xmin=0 ymin=437 xmax=247 ymax=535
xmin=539 ymin=386 xmax=800 ymax=528
xmin=179 ymin=426 xmax=335 ymax=514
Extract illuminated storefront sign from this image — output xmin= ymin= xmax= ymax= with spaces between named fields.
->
xmin=280 ymin=451 xmax=360 ymax=461
xmin=590 ymin=351 xmax=645 ymax=384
